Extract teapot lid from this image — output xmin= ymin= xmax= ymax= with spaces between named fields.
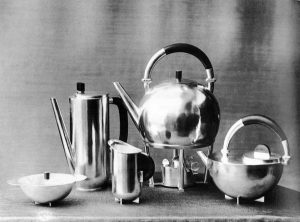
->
xmin=108 ymin=139 xmax=141 ymax=154
xmin=242 ymin=144 xmax=282 ymax=164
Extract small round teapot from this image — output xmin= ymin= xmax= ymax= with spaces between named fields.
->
xmin=114 ymin=43 xmax=220 ymax=149
xmin=197 ymin=115 xmax=291 ymax=200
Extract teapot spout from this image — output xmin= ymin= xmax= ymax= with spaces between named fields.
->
xmin=196 ymin=151 xmax=209 ymax=168
xmin=50 ymin=98 xmax=75 ymax=173
xmin=113 ymin=82 xmax=140 ymax=129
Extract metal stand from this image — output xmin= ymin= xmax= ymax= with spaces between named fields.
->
xmin=145 ymin=143 xmax=215 ymax=191
xmin=178 ymin=149 xmax=185 ymax=191
xmin=144 ymin=145 xmax=155 ymax=187
xmin=115 ymin=197 xmax=140 ymax=205
xmin=34 ymin=201 xmax=52 ymax=207
xmin=225 ymin=195 xmax=265 ymax=204
xmin=203 ymin=144 xmax=214 ymax=183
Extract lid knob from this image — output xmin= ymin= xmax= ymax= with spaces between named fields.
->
xmin=77 ymin=82 xmax=85 ymax=93
xmin=253 ymin=144 xmax=271 ymax=159
xmin=175 ymin=70 xmax=182 ymax=83
xmin=44 ymin=172 xmax=50 ymax=180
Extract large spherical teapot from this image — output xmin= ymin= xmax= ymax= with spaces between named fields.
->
xmin=114 ymin=43 xmax=220 ymax=149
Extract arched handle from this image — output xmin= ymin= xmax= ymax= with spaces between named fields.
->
xmin=142 ymin=43 xmax=215 ymax=92
xmin=221 ymin=115 xmax=290 ymax=165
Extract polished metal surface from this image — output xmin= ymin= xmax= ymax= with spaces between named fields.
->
xmin=7 ymin=173 xmax=86 ymax=205
xmin=0 ymin=0 xmax=300 ymax=215
xmin=70 ymin=92 xmax=109 ymax=191
xmin=114 ymin=43 xmax=220 ymax=150
xmin=139 ymin=82 xmax=220 ymax=149
xmin=109 ymin=140 xmax=142 ymax=202
xmin=197 ymin=115 xmax=291 ymax=199
xmin=51 ymin=90 xmax=110 ymax=191
xmin=211 ymin=158 xmax=283 ymax=200
xmin=0 ymin=0 xmax=300 ymax=218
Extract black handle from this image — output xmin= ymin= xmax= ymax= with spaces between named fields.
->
xmin=143 ymin=43 xmax=215 ymax=92
xmin=137 ymin=152 xmax=155 ymax=181
xmin=110 ymin=97 xmax=128 ymax=142
xmin=164 ymin=43 xmax=213 ymax=70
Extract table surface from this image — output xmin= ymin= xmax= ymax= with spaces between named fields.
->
xmin=0 ymin=0 xmax=300 ymax=220
xmin=2 ymin=178 xmax=300 ymax=222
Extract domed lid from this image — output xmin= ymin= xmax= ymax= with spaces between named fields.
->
xmin=108 ymin=139 xmax=141 ymax=154
xmin=242 ymin=144 xmax=282 ymax=164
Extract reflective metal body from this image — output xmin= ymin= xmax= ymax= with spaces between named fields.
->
xmin=51 ymin=83 xmax=128 ymax=191
xmin=7 ymin=173 xmax=86 ymax=205
xmin=109 ymin=140 xmax=143 ymax=203
xmin=70 ymin=93 xmax=109 ymax=190
xmin=197 ymin=115 xmax=291 ymax=200
xmin=113 ymin=43 xmax=220 ymax=150
xmin=138 ymin=82 xmax=220 ymax=149
xmin=161 ymin=165 xmax=194 ymax=188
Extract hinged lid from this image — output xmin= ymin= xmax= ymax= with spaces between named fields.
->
xmin=108 ymin=139 xmax=141 ymax=154
xmin=242 ymin=144 xmax=282 ymax=164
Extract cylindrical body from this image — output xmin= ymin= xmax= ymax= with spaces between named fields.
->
xmin=70 ymin=93 xmax=109 ymax=191
xmin=111 ymin=148 xmax=141 ymax=201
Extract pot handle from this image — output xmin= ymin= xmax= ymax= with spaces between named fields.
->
xmin=109 ymin=97 xmax=128 ymax=142
xmin=137 ymin=152 xmax=155 ymax=181
xmin=142 ymin=43 xmax=215 ymax=92
xmin=221 ymin=114 xmax=290 ymax=165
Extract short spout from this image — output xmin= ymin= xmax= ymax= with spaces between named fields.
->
xmin=113 ymin=82 xmax=140 ymax=129
xmin=196 ymin=151 xmax=209 ymax=168
xmin=50 ymin=98 xmax=75 ymax=173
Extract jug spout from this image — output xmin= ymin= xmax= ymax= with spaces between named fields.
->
xmin=196 ymin=151 xmax=210 ymax=168
xmin=50 ymin=98 xmax=75 ymax=173
xmin=113 ymin=82 xmax=140 ymax=129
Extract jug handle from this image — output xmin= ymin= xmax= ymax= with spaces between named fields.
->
xmin=137 ymin=152 xmax=155 ymax=182
xmin=110 ymin=97 xmax=128 ymax=142
xmin=142 ymin=43 xmax=215 ymax=92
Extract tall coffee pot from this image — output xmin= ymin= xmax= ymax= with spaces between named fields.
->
xmin=51 ymin=82 xmax=128 ymax=191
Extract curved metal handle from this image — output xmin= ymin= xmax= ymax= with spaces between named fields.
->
xmin=221 ymin=115 xmax=290 ymax=164
xmin=142 ymin=43 xmax=215 ymax=92
xmin=110 ymin=97 xmax=128 ymax=142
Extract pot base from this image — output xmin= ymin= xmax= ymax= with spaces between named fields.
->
xmin=225 ymin=195 xmax=265 ymax=205
xmin=114 ymin=197 xmax=139 ymax=205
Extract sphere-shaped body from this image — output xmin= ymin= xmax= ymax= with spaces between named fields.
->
xmin=139 ymin=82 xmax=220 ymax=149
xmin=208 ymin=152 xmax=283 ymax=200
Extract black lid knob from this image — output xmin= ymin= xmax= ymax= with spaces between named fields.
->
xmin=77 ymin=82 xmax=85 ymax=93
xmin=44 ymin=172 xmax=50 ymax=180
xmin=175 ymin=70 xmax=182 ymax=83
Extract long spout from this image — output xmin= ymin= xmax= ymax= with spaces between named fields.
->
xmin=113 ymin=82 xmax=140 ymax=129
xmin=50 ymin=98 xmax=75 ymax=173
xmin=196 ymin=151 xmax=209 ymax=168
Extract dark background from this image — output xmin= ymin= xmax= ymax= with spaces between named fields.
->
xmin=0 ymin=0 xmax=299 ymax=195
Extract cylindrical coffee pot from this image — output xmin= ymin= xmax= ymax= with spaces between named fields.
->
xmin=51 ymin=83 xmax=128 ymax=191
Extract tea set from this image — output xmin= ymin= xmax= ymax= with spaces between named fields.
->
xmin=8 ymin=43 xmax=291 ymax=206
